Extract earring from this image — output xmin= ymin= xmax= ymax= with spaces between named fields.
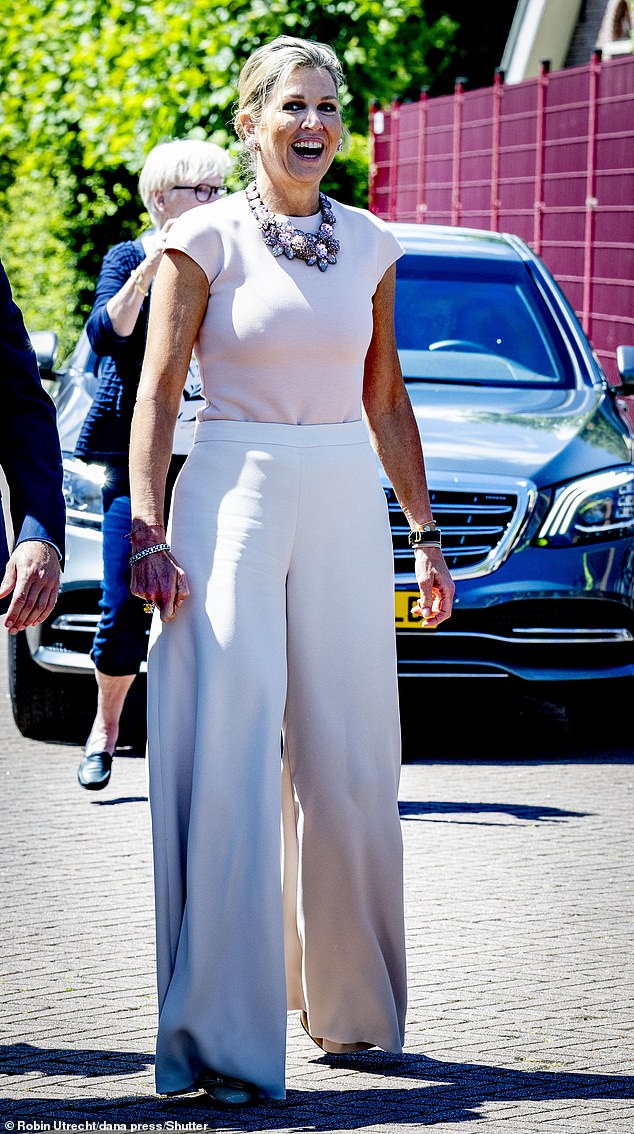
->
xmin=336 ymin=139 xmax=343 ymax=153
xmin=245 ymin=136 xmax=260 ymax=153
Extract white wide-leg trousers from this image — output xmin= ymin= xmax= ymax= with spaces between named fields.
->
xmin=147 ymin=420 xmax=406 ymax=1100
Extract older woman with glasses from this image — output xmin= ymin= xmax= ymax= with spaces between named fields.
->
xmin=75 ymin=139 xmax=230 ymax=792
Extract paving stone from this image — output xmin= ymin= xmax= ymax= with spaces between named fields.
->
xmin=0 ymin=633 xmax=633 ymax=1132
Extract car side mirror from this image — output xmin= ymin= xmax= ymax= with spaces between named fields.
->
xmin=613 ymin=345 xmax=634 ymax=396
xmin=28 ymin=330 xmax=58 ymax=381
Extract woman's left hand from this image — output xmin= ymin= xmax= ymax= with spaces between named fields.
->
xmin=411 ymin=546 xmax=454 ymax=628
xmin=130 ymin=547 xmax=190 ymax=622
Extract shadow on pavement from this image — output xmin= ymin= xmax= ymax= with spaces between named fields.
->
xmin=1 ymin=1046 xmax=632 ymax=1128
xmin=398 ymin=799 xmax=590 ymax=824
xmin=89 ymin=796 xmax=149 ymax=806
xmin=0 ymin=1043 xmax=152 ymax=1079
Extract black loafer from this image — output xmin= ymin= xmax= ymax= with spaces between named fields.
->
xmin=197 ymin=1071 xmax=259 ymax=1109
xmin=77 ymin=750 xmax=113 ymax=791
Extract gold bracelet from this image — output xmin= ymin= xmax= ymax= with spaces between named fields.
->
xmin=130 ymin=267 xmax=149 ymax=297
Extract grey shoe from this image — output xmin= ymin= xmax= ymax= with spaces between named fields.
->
xmin=77 ymin=750 xmax=113 ymax=790
xmin=197 ymin=1071 xmax=259 ymax=1108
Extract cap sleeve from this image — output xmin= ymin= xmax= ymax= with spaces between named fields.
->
xmin=375 ymin=220 xmax=404 ymax=285
xmin=163 ymin=207 xmax=224 ymax=287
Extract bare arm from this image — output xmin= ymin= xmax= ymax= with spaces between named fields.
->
xmin=106 ymin=221 xmax=175 ymax=338
xmin=129 ymin=249 xmax=209 ymax=619
xmin=363 ymin=264 xmax=454 ymax=627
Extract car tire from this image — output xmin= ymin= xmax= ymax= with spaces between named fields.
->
xmin=8 ymin=630 xmax=96 ymax=744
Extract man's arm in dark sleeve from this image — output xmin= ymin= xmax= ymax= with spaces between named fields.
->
xmin=0 ymin=259 xmax=66 ymax=562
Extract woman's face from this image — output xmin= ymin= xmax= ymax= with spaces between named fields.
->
xmin=254 ymin=66 xmax=342 ymax=198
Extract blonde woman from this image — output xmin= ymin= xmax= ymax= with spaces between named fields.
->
xmin=130 ymin=37 xmax=453 ymax=1107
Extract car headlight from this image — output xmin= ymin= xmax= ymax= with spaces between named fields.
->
xmin=536 ymin=468 xmax=634 ymax=547
xmin=62 ymin=456 xmax=106 ymax=529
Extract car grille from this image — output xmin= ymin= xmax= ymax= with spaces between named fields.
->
xmin=384 ymin=484 xmax=529 ymax=577
xmin=394 ymin=597 xmax=634 ymax=679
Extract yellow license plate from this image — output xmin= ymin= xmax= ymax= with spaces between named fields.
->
xmin=394 ymin=591 xmax=423 ymax=630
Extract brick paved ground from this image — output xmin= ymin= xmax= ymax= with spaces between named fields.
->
xmin=0 ymin=630 xmax=632 ymax=1133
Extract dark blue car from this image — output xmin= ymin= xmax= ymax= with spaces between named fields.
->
xmin=10 ymin=222 xmax=634 ymax=744
xmin=388 ymin=223 xmax=634 ymax=738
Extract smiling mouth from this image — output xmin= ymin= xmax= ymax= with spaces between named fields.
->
xmin=291 ymin=140 xmax=325 ymax=159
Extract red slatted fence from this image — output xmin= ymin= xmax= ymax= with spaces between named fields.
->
xmin=369 ymin=53 xmax=634 ymax=386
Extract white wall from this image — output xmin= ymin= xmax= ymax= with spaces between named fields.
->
xmin=502 ymin=0 xmax=585 ymax=83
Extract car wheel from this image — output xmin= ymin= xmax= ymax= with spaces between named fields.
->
xmin=7 ymin=631 xmax=96 ymax=743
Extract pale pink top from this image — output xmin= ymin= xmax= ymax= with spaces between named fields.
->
xmin=164 ymin=190 xmax=403 ymax=426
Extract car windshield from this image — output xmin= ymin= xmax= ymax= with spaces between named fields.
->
xmin=395 ymin=255 xmax=574 ymax=387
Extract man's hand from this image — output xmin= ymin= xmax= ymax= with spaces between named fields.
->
xmin=0 ymin=541 xmax=61 ymax=633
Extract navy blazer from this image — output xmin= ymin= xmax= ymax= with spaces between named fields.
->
xmin=0 ymin=260 xmax=66 ymax=611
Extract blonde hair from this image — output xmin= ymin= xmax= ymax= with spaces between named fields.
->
xmin=139 ymin=140 xmax=231 ymax=225
xmin=234 ymin=35 xmax=344 ymax=168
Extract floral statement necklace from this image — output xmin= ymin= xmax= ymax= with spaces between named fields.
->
xmin=246 ymin=182 xmax=340 ymax=272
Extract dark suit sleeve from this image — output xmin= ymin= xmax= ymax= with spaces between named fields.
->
xmin=0 ymin=260 xmax=66 ymax=567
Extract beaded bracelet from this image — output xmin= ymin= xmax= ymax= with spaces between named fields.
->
xmin=129 ymin=542 xmax=170 ymax=566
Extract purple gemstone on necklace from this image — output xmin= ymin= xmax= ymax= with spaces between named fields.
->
xmin=246 ymin=182 xmax=338 ymax=271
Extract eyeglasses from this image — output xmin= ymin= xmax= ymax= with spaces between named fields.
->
xmin=170 ymin=184 xmax=227 ymax=202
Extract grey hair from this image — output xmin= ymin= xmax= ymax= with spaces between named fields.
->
xmin=139 ymin=140 xmax=231 ymax=225
xmin=234 ymin=36 xmax=345 ymax=175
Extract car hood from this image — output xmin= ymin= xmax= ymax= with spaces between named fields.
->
xmin=407 ymin=383 xmax=631 ymax=486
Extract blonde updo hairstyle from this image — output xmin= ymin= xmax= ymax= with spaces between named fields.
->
xmin=139 ymin=139 xmax=231 ymax=226
xmin=234 ymin=35 xmax=345 ymax=175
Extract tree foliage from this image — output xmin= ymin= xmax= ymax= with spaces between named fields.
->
xmin=424 ymin=1 xmax=516 ymax=95
xmin=0 ymin=0 xmax=457 ymax=346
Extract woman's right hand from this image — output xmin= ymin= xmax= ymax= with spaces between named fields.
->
xmin=130 ymin=546 xmax=190 ymax=622
xmin=107 ymin=220 xmax=179 ymax=337
xmin=141 ymin=219 xmax=176 ymax=281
